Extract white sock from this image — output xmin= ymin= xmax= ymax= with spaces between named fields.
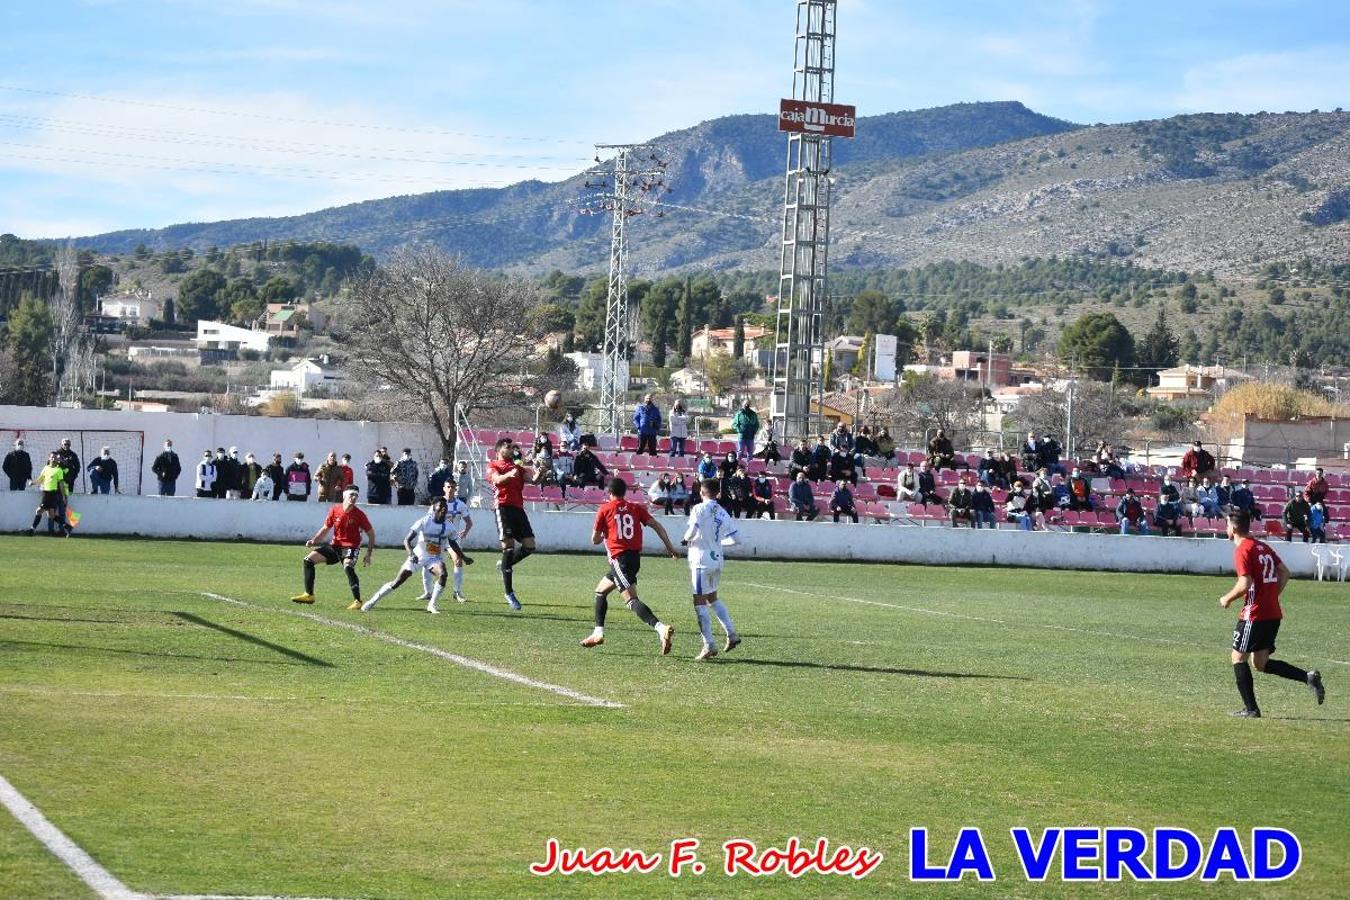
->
xmin=453 ymin=566 xmax=464 ymax=593
xmin=365 ymin=581 xmax=396 ymax=609
xmin=712 ymin=600 xmax=736 ymax=638
xmin=591 ymin=625 xmax=604 ymax=637
xmin=421 ymin=568 xmax=433 ymax=596
xmin=429 ymin=580 xmax=445 ymax=607
xmin=695 ymin=605 xmax=715 ymax=648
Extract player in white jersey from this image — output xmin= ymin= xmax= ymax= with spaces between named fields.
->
xmin=682 ymin=477 xmax=743 ymax=660
xmin=361 ymin=497 xmax=457 ymax=614
xmin=416 ymin=476 xmax=474 ymax=603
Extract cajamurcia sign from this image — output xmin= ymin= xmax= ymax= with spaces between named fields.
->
xmin=778 ymin=99 xmax=857 ymax=137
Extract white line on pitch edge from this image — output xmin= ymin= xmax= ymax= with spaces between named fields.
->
xmin=0 ymin=772 xmax=145 ymax=899
xmin=200 ymin=592 xmax=625 ymax=708
xmin=741 ymin=582 xmax=1350 ymax=667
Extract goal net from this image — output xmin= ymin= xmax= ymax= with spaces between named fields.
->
xmin=0 ymin=429 xmax=146 ymax=495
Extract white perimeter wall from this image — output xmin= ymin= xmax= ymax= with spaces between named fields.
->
xmin=0 ymin=491 xmax=1324 ymax=579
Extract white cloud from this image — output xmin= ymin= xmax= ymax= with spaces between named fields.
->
xmin=1174 ymin=47 xmax=1350 ymax=113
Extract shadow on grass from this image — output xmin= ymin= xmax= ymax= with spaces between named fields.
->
xmin=716 ymin=656 xmax=1029 ymax=680
xmin=172 ymin=612 xmax=335 ymax=667
xmin=0 ymin=638 xmax=303 ymax=666
xmin=0 ymin=613 xmax=133 ymax=625
xmin=1264 ymin=716 xmax=1350 ymax=723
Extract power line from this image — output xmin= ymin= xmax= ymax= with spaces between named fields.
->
xmin=0 ymin=84 xmax=594 ymax=145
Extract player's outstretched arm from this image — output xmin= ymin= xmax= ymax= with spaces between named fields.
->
xmin=648 ymin=518 xmax=680 ymax=558
xmin=362 ymin=525 xmax=376 ymax=566
xmin=1219 ymin=575 xmax=1250 ymax=608
xmin=306 ymin=525 xmax=331 ymax=548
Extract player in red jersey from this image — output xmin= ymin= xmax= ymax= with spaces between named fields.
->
xmin=581 ymin=477 xmax=679 ymax=654
xmin=291 ymin=486 xmax=375 ymax=608
xmin=487 ymin=437 xmax=534 ymax=610
xmin=1219 ymin=511 xmax=1324 ymax=718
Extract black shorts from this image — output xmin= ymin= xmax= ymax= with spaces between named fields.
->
xmin=496 ymin=505 xmax=534 ymax=542
xmin=315 ymin=544 xmax=359 ymax=566
xmin=40 ymin=490 xmax=63 ymax=510
xmin=606 ymin=550 xmax=641 ymax=591
xmin=1232 ymin=618 xmax=1280 ymax=654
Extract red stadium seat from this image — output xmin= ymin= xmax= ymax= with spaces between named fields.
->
xmin=1263 ymin=520 xmax=1285 ymax=538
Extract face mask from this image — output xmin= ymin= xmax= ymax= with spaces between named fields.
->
xmin=164 ymin=444 xmax=172 ymax=451
xmin=102 ymin=452 xmax=110 ymax=458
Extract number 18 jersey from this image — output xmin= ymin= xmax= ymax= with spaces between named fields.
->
xmin=593 ymin=498 xmax=652 ymax=558
xmin=1234 ymin=537 xmax=1283 ymax=621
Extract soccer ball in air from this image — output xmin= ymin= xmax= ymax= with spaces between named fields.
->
xmin=543 ymin=390 xmax=562 ymax=410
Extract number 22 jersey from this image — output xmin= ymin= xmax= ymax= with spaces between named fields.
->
xmin=1234 ymin=537 xmax=1283 ymax=621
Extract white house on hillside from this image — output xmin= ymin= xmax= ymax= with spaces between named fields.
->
xmin=565 ymin=351 xmax=629 ymax=392
xmin=270 ymin=357 xmax=343 ymax=396
xmin=195 ymin=320 xmax=272 ymax=355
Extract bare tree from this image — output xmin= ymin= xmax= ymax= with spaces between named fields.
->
xmin=1012 ymin=381 xmax=1130 ymax=456
xmin=50 ymin=244 xmax=87 ymax=404
xmin=875 ymin=374 xmax=984 ymax=448
xmin=337 ymin=247 xmax=546 ymax=456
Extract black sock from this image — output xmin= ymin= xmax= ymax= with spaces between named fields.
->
xmin=303 ymin=559 xmax=316 ymax=594
xmin=511 ymin=544 xmax=534 ymax=565
xmin=594 ymin=593 xmax=608 ymax=627
xmin=31 ymin=514 xmax=40 ymax=529
xmin=345 ymin=566 xmax=361 ymax=600
xmin=626 ymin=597 xmax=659 ymax=628
xmin=500 ymin=550 xmax=514 ymax=593
xmin=1234 ymin=662 xmax=1259 ymax=711
xmin=1263 ymin=659 xmax=1309 ymax=683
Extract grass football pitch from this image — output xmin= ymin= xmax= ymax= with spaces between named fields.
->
xmin=0 ymin=535 xmax=1347 ymax=898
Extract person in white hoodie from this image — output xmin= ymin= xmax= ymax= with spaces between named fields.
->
xmin=682 ymin=477 xmax=743 ymax=661
xmin=668 ymin=400 xmax=691 ymax=458
xmin=194 ymin=450 xmax=217 ymax=499
xmin=251 ymin=469 xmax=275 ymax=500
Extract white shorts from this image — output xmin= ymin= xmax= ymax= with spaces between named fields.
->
xmin=690 ymin=567 xmax=721 ymax=596
xmin=401 ymin=553 xmax=445 ymax=573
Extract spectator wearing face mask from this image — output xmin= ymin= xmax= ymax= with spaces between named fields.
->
xmin=195 ymin=450 xmax=217 ymax=499
xmin=751 ymin=471 xmax=776 ymax=520
xmin=210 ymin=448 xmax=232 ymax=499
xmin=788 ymin=471 xmax=819 ymax=521
xmin=224 ymin=447 xmax=244 ymax=499
xmin=830 ymin=479 xmax=858 ymax=524
xmin=338 ymin=454 xmax=356 ymax=492
xmin=151 ymin=439 xmax=180 ymax=496
xmin=317 ymin=452 xmax=344 ymax=502
xmin=366 ymin=449 xmax=393 ymax=505
xmin=971 ymin=482 xmax=997 ymax=529
xmin=668 ymin=401 xmax=690 ymax=458
xmin=240 ymin=452 xmax=263 ymax=498
xmin=4 ymin=438 xmax=33 ymax=491
xmin=454 ymin=460 xmax=475 ymax=504
xmin=86 ymin=446 xmax=120 ymax=494
xmin=264 ymin=453 xmax=286 ymax=501
xmin=558 ymin=413 xmax=582 ymax=453
xmin=251 ymin=466 xmax=275 ymax=500
xmin=286 ymin=452 xmax=313 ymax=502
xmin=394 ymin=448 xmax=420 ymax=505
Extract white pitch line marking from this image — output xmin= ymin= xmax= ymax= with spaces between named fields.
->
xmin=742 ymin=582 xmax=1350 ymax=666
xmin=200 ymin=592 xmax=625 ymax=708
xmin=0 ymin=772 xmax=145 ymax=900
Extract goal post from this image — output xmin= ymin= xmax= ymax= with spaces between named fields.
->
xmin=0 ymin=429 xmax=146 ymax=495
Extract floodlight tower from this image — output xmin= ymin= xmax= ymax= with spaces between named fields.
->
xmin=583 ymin=143 xmax=670 ymax=436
xmin=771 ymin=0 xmax=854 ymax=445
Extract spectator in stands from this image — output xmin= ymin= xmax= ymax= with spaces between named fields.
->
xmin=829 ymin=422 xmax=864 ymax=474
xmin=927 ymin=428 xmax=957 ymax=470
xmin=86 ymin=446 xmax=119 ymax=494
xmin=265 ymin=453 xmax=286 ymax=501
xmin=916 ymin=461 xmax=942 ymax=507
xmin=149 ymin=439 xmax=179 ymax=496
xmin=971 ymin=482 xmax=996 ymax=529
xmin=240 ymin=453 xmax=263 ymax=498
xmin=718 ymin=451 xmax=738 ymax=482
xmin=317 ymin=452 xmax=343 ymax=502
xmin=633 ymin=393 xmax=662 ymax=456
xmin=211 ymin=448 xmax=231 ymax=499
xmin=195 ymin=450 xmax=217 ymax=499
xmin=897 ymin=462 xmax=919 ymax=503
xmin=1181 ymin=440 xmax=1216 ymax=480
xmin=757 ymin=430 xmax=782 ymax=467
xmin=225 ymin=448 xmax=246 ymax=499
xmin=875 ymin=427 xmax=897 ymax=467
xmin=1179 ymin=477 xmax=1204 ymax=523
xmin=251 ymin=465 xmax=274 ymax=500
xmin=1094 ymin=441 xmax=1125 ymax=478
xmin=1050 ymin=473 xmax=1071 ymax=510
xmin=1021 ymin=431 xmax=1043 ymax=473
xmin=338 ymin=454 xmax=355 ymax=493
xmin=365 ymin=449 xmax=392 ymax=505
xmin=286 ymin=452 xmax=313 ymax=502
xmin=828 ymin=449 xmax=857 ymax=486
xmin=696 ymin=451 xmax=718 ymax=482
xmin=1005 ymin=482 xmax=1034 ymax=531
xmin=673 ymin=474 xmax=693 ymax=515
xmin=789 ymin=471 xmax=819 ymax=521
xmin=830 ymin=479 xmax=858 ymax=523
xmin=949 ymin=477 xmax=975 ymax=528
xmin=997 ymin=451 xmax=1019 ymax=489
xmin=570 ymin=444 xmax=609 ymax=490
xmin=1040 ymin=434 xmax=1064 ymax=475
xmin=1308 ymin=497 xmax=1330 ymax=543
xmin=1154 ymin=487 xmax=1184 ymax=536
xmin=668 ymin=401 xmax=690 ymax=458
xmin=1030 ymin=468 xmax=1055 ymax=515
xmin=454 ymin=461 xmax=474 ymax=504
xmin=394 ymin=449 xmax=420 ymax=505
xmin=1282 ymin=489 xmax=1312 ymax=543
xmin=789 ymin=438 xmax=811 ymax=481
xmin=977 ymin=449 xmax=1004 ymax=488
xmin=723 ymin=465 xmax=751 ymax=518
xmin=732 ymin=399 xmax=760 ymax=460
xmin=1229 ymin=478 xmax=1259 ymax=519
xmin=1067 ymin=467 xmax=1093 ymax=511
xmin=55 ymin=438 xmax=79 ymax=497
xmin=558 ymin=412 xmax=582 ymax=452
xmin=427 ymin=457 xmax=453 ymax=499
xmin=4 ymin=437 xmax=33 ymax=491
xmin=854 ymin=426 xmax=878 ymax=458
xmin=1197 ymin=476 xmax=1222 ymax=518
xmin=1216 ymin=474 xmax=1234 ymax=512
xmin=809 ymin=435 xmax=832 ymax=482
xmin=751 ymin=471 xmax=776 ymax=519
xmin=649 ymin=473 xmax=677 ymax=515
xmin=1305 ymin=467 xmax=1328 ymax=505
xmin=529 ymin=437 xmax=557 ymax=487
xmin=1116 ymin=487 xmax=1148 ymax=535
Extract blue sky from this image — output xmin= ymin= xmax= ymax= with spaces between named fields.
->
xmin=2 ymin=0 xmax=1347 ymax=238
